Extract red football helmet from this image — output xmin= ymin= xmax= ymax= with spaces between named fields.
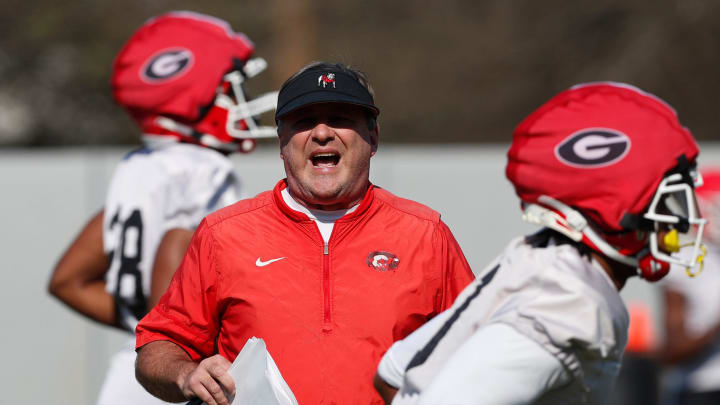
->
xmin=507 ymin=82 xmax=706 ymax=281
xmin=111 ymin=11 xmax=278 ymax=153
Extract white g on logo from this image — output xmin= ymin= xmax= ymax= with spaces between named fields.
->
xmin=140 ymin=48 xmax=194 ymax=83
xmin=555 ymin=128 xmax=631 ymax=168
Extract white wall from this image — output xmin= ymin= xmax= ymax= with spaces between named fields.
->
xmin=2 ymin=143 xmax=719 ymax=404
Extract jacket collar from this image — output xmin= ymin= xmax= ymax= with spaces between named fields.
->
xmin=272 ymin=179 xmax=375 ymax=223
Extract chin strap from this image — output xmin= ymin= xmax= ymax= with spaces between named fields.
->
xmin=525 ymin=196 xmax=639 ymax=266
xmin=522 ymin=196 xmax=654 ymax=274
xmin=522 ymin=196 xmax=709 ymax=282
xmin=152 ymin=116 xmax=256 ymax=153
xmin=637 ymin=253 xmax=670 ymax=281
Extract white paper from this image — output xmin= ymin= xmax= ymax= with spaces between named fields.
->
xmin=225 ymin=337 xmax=298 ymax=405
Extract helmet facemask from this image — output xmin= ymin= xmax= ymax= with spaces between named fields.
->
xmin=216 ymin=58 xmax=280 ymax=140
xmin=642 ymin=170 xmax=707 ymax=278
xmin=152 ymin=57 xmax=279 ymax=153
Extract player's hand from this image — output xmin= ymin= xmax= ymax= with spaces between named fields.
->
xmin=179 ymin=355 xmax=235 ymax=405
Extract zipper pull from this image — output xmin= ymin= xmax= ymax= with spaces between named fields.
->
xmin=324 ymin=242 xmax=329 ymax=255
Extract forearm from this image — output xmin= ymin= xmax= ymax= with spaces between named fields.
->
xmin=48 ymin=209 xmax=120 ymax=328
xmin=660 ymin=288 xmax=720 ymax=364
xmin=149 ymin=228 xmax=194 ymax=309
xmin=136 ymin=340 xmax=197 ymax=402
xmin=661 ymin=322 xmax=720 ymax=364
xmin=49 ymin=279 xmax=118 ymax=327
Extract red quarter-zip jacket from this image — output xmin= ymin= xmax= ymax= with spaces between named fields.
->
xmin=136 ymin=180 xmax=474 ymax=404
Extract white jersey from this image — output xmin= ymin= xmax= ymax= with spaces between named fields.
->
xmin=382 ymin=232 xmax=629 ymax=405
xmin=103 ymin=143 xmax=241 ymax=331
xmin=98 ymin=143 xmax=241 ymax=405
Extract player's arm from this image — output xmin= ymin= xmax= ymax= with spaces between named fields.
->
xmin=660 ymin=287 xmax=720 ymax=364
xmin=149 ymin=228 xmax=194 ymax=309
xmin=136 ymin=340 xmax=235 ymax=405
xmin=375 ymin=307 xmax=455 ymax=403
xmin=47 ymin=209 xmax=119 ymax=328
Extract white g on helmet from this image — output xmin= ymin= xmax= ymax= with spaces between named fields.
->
xmin=111 ymin=11 xmax=278 ymax=153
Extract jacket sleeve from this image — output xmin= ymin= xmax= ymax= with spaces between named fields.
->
xmin=436 ymin=220 xmax=475 ymax=311
xmin=135 ymin=219 xmax=221 ymax=360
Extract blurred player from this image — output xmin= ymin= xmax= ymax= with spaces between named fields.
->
xmin=660 ymin=168 xmax=720 ymax=405
xmin=47 ymin=11 xmax=277 ymax=405
xmin=374 ymin=82 xmax=707 ymax=405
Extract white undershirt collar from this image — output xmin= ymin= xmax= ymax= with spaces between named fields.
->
xmin=281 ymin=187 xmax=359 ymax=243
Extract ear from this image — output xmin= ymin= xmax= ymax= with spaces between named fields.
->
xmin=370 ymin=123 xmax=379 ymax=156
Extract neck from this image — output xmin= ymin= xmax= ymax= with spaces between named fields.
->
xmin=286 ymin=184 xmax=368 ymax=211
xmin=299 ymin=199 xmax=361 ymax=211
xmin=590 ymin=251 xmax=637 ymax=290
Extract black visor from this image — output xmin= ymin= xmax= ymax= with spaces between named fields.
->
xmin=275 ymin=67 xmax=379 ymax=122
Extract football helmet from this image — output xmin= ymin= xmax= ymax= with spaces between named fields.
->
xmin=111 ymin=11 xmax=278 ymax=153
xmin=507 ymin=82 xmax=706 ymax=281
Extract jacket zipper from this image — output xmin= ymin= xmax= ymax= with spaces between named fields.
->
xmin=323 ymin=242 xmax=332 ymax=331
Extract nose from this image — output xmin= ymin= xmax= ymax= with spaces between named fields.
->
xmin=311 ymin=122 xmax=335 ymax=144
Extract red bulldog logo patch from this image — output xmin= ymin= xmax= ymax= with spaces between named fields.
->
xmin=367 ymin=251 xmax=400 ymax=272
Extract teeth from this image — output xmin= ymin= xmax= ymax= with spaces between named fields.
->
xmin=311 ymin=152 xmax=340 ymax=167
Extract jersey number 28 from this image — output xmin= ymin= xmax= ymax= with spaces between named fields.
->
xmin=108 ymin=208 xmax=147 ymax=330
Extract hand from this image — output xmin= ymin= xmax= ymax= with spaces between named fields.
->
xmin=179 ymin=355 xmax=235 ymax=405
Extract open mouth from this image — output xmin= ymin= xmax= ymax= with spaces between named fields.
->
xmin=311 ymin=153 xmax=340 ymax=167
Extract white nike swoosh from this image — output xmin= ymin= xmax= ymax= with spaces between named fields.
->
xmin=256 ymin=257 xmax=287 ymax=267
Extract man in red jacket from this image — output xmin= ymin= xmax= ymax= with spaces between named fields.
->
xmin=134 ymin=61 xmax=475 ymax=405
